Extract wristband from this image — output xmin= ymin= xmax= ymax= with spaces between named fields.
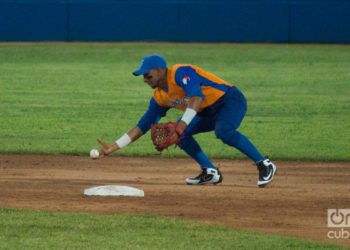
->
xmin=115 ymin=134 xmax=131 ymax=148
xmin=181 ymin=108 xmax=197 ymax=125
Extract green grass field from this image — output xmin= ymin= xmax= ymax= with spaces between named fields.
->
xmin=0 ymin=43 xmax=349 ymax=249
xmin=0 ymin=43 xmax=349 ymax=160
xmin=0 ymin=209 xmax=344 ymax=249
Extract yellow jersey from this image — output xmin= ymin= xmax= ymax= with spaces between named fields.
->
xmin=153 ymin=64 xmax=232 ymax=111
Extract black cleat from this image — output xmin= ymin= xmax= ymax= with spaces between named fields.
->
xmin=256 ymin=158 xmax=277 ymax=188
xmin=186 ymin=168 xmax=223 ymax=185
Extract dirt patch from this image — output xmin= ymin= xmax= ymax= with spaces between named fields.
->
xmin=1 ymin=154 xmax=349 ymax=247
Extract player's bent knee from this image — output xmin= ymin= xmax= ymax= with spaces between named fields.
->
xmin=215 ymin=125 xmax=240 ymax=146
xmin=215 ymin=123 xmax=232 ymax=140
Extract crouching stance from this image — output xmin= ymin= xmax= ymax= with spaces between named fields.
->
xmin=97 ymin=54 xmax=276 ymax=187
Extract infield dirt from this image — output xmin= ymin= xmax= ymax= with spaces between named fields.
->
xmin=1 ymin=154 xmax=349 ymax=247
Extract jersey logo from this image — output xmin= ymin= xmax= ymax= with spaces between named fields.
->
xmin=170 ymin=97 xmax=190 ymax=108
xmin=182 ymin=76 xmax=190 ymax=85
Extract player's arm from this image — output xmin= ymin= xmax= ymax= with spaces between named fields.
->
xmin=98 ymin=98 xmax=168 ymax=157
xmin=97 ymin=126 xmax=143 ymax=156
xmin=176 ymin=96 xmax=202 ymax=132
xmin=175 ymin=67 xmax=204 ymax=134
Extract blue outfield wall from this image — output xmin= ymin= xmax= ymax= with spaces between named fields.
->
xmin=0 ymin=0 xmax=349 ymax=43
xmin=0 ymin=1 xmax=68 ymax=41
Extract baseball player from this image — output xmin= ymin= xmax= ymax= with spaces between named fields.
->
xmin=97 ymin=54 xmax=276 ymax=187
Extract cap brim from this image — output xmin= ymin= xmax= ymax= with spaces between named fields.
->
xmin=132 ymin=68 xmax=149 ymax=76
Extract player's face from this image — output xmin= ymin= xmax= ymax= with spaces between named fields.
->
xmin=143 ymin=69 xmax=162 ymax=89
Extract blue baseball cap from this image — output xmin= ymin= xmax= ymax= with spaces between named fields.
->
xmin=132 ymin=54 xmax=167 ymax=76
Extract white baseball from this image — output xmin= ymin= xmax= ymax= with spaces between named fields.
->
xmin=90 ymin=149 xmax=100 ymax=159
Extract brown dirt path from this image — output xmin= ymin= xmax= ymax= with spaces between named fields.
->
xmin=0 ymin=154 xmax=349 ymax=247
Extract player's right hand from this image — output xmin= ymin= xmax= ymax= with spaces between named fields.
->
xmin=97 ymin=139 xmax=118 ymax=157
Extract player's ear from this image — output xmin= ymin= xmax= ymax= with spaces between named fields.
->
xmin=157 ymin=68 xmax=166 ymax=76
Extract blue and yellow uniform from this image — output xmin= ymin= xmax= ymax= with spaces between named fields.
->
xmin=153 ymin=64 xmax=232 ymax=111
xmin=137 ymin=64 xmax=264 ymax=169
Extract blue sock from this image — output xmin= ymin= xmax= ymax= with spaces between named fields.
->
xmin=179 ymin=136 xmax=216 ymax=169
xmin=229 ymin=131 xmax=264 ymax=162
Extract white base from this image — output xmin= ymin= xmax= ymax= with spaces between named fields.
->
xmin=84 ymin=185 xmax=144 ymax=197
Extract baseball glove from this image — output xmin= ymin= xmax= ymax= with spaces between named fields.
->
xmin=151 ymin=122 xmax=184 ymax=151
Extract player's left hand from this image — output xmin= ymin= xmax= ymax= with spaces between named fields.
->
xmin=151 ymin=122 xmax=185 ymax=151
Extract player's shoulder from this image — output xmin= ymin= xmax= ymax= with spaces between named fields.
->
xmin=171 ymin=64 xmax=199 ymax=84
xmin=171 ymin=64 xmax=196 ymax=75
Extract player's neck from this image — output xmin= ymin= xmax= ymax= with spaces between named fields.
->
xmin=158 ymin=68 xmax=168 ymax=91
